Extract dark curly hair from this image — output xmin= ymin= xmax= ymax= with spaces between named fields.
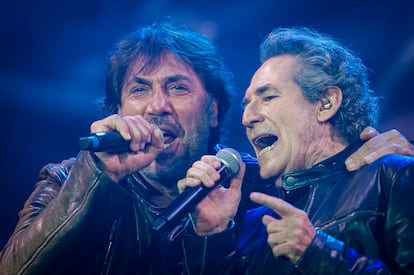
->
xmin=102 ymin=19 xmax=235 ymax=149
xmin=259 ymin=27 xmax=380 ymax=144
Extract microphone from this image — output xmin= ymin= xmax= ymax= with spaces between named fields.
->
xmin=152 ymin=147 xmax=242 ymax=232
xmin=79 ymin=132 xmax=131 ymax=153
xmin=78 ymin=125 xmax=163 ymax=153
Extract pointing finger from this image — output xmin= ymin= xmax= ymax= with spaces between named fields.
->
xmin=250 ymin=192 xmax=296 ymax=218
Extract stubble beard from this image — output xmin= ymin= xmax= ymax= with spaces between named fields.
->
xmin=140 ymin=124 xmax=211 ymax=189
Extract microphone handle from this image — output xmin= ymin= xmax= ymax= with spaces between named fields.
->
xmin=152 ymin=165 xmax=231 ymax=232
xmin=79 ymin=132 xmax=130 ymax=153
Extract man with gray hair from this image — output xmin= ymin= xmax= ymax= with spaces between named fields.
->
xmin=180 ymin=27 xmax=414 ymax=274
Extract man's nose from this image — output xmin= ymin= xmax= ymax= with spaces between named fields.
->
xmin=147 ymin=89 xmax=173 ymax=116
xmin=242 ymin=102 xmax=263 ymax=128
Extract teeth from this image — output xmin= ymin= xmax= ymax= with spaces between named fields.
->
xmin=163 ymin=143 xmax=172 ymax=149
xmin=258 ymin=143 xmax=275 ymax=157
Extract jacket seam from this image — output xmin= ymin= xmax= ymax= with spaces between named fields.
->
xmin=18 ymin=173 xmax=107 ymax=274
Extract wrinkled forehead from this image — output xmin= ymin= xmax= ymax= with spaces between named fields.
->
xmin=243 ymin=55 xmax=300 ymax=103
xmin=250 ymin=55 xmax=298 ymax=87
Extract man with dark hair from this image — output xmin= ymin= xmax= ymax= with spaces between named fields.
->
xmin=1 ymin=21 xmax=412 ymax=274
xmin=0 ymin=21 xmax=238 ymax=275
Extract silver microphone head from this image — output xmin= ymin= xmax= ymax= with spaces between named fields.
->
xmin=216 ymin=148 xmax=242 ymax=176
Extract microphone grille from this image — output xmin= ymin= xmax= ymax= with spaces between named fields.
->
xmin=216 ymin=148 xmax=242 ymax=176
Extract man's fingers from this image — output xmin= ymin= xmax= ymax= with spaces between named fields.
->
xmin=177 ymin=156 xmax=224 ymax=193
xmin=346 ymin=128 xmax=414 ymax=171
xmin=262 ymin=214 xmax=278 ymax=226
xmin=150 ymin=124 xmax=165 ymax=149
xmin=250 ymin=192 xmax=296 ymax=218
xmin=363 ymin=143 xmax=414 ymax=163
xmin=177 ymin=177 xmax=202 ymax=193
xmin=359 ymin=126 xmax=379 ymax=140
xmin=226 ymin=161 xmax=245 ymax=191
xmin=90 ymin=114 xmax=132 ymax=140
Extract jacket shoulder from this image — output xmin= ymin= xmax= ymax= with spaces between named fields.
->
xmin=373 ymin=154 xmax=414 ymax=172
xmin=38 ymin=157 xmax=77 ymax=186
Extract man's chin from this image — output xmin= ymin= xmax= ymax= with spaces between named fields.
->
xmin=154 ymin=152 xmax=177 ymax=164
xmin=259 ymin=166 xmax=277 ymax=180
xmin=142 ymin=154 xmax=186 ymax=179
xmin=141 ymin=166 xmax=185 ymax=190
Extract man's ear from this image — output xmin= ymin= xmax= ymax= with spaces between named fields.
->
xmin=209 ymin=99 xmax=219 ymax=128
xmin=317 ymin=87 xmax=343 ymax=122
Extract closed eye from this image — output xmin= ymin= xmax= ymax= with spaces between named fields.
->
xmin=263 ymin=95 xmax=277 ymax=102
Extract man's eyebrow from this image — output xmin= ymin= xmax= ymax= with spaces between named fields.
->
xmin=131 ymin=76 xmax=151 ymax=86
xmin=256 ymin=84 xmax=275 ymax=95
xmin=129 ymin=74 xmax=191 ymax=86
xmin=165 ymin=74 xmax=192 ymax=83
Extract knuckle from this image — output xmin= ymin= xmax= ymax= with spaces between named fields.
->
xmin=389 ymin=129 xmax=401 ymax=137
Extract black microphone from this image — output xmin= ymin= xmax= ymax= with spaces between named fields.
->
xmin=79 ymin=132 xmax=131 ymax=153
xmin=152 ymin=147 xmax=242 ymax=232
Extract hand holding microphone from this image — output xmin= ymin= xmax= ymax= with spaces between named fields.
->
xmin=152 ymin=148 xmax=245 ymax=233
xmin=79 ymin=131 xmax=132 ymax=153
xmin=79 ymin=114 xmax=165 ymax=182
xmin=79 ymin=125 xmax=164 ymax=153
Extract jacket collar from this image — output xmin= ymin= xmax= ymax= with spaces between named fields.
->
xmin=281 ymin=140 xmax=364 ymax=191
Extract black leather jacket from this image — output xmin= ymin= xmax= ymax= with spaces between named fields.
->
xmin=0 ymin=145 xmax=264 ymax=275
xmin=182 ymin=144 xmax=414 ymax=274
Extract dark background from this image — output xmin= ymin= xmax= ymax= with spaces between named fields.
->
xmin=0 ymin=0 xmax=413 ymax=248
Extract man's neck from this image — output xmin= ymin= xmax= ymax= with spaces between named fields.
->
xmin=136 ymin=173 xmax=180 ymax=207
xmin=304 ymin=125 xmax=348 ymax=169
